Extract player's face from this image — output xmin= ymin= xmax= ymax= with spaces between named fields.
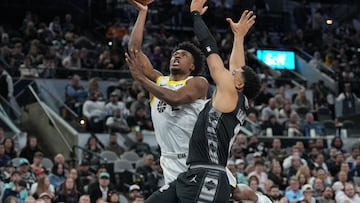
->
xmin=169 ymin=49 xmax=195 ymax=75
xmin=232 ymin=69 xmax=245 ymax=91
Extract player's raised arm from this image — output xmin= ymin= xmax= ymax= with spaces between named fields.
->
xmin=127 ymin=0 xmax=161 ymax=82
xmin=190 ymin=0 xmax=238 ymax=112
xmin=228 ymin=10 xmax=256 ymax=73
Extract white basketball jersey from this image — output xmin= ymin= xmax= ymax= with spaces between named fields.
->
xmin=150 ymin=76 xmax=206 ymax=154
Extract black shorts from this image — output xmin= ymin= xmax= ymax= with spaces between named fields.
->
xmin=145 ymin=167 xmax=231 ymax=203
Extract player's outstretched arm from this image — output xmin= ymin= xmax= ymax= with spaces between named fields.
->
xmin=190 ymin=0 xmax=238 ymax=112
xmin=125 ymin=49 xmax=208 ymax=106
xmin=127 ymin=0 xmax=161 ymax=82
xmin=228 ymin=10 xmax=256 ymax=73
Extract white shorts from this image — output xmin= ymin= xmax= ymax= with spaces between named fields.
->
xmin=160 ymin=152 xmax=188 ymax=184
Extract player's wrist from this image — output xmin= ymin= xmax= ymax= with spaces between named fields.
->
xmin=191 ymin=10 xmax=201 ymax=16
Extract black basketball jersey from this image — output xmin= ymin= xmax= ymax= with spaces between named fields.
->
xmin=187 ymin=92 xmax=248 ymax=166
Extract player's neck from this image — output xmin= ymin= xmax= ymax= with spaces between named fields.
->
xmin=169 ymin=73 xmax=190 ymax=81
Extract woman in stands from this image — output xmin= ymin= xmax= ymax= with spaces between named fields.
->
xmin=55 ymin=177 xmax=81 ymax=203
xmin=3 ymin=137 xmax=17 ymax=159
xmin=49 ymin=163 xmax=66 ymax=192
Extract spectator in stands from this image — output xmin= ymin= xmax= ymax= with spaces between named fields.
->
xmin=19 ymin=56 xmax=39 ymax=78
xmin=278 ymin=99 xmax=295 ymax=124
xmin=261 ymin=114 xmax=284 ymax=136
xmin=349 ymin=154 xmax=360 ymax=179
xmin=336 ymin=83 xmax=360 ymax=115
xmin=245 ymin=112 xmax=262 ymax=134
xmin=55 ymin=177 xmax=81 ymax=203
xmin=126 ymin=106 xmax=153 ymax=131
xmin=105 ymin=133 xmax=125 ymax=156
xmin=255 ymin=81 xmax=274 ymax=107
xmin=105 ymin=108 xmax=131 ymax=133
xmin=268 ymin=185 xmax=283 ymax=202
xmin=54 ymin=153 xmax=70 ymax=172
xmin=2 ymin=178 xmax=27 ymax=203
xmin=96 ymin=49 xmax=114 ymax=69
xmin=83 ymin=137 xmax=102 ymax=170
xmin=308 ymin=167 xmax=332 ymax=187
xmin=287 ymin=155 xmax=304 ymax=178
xmin=0 ymin=127 xmax=4 ymax=142
xmin=0 ymin=62 xmax=14 ymax=102
xmin=245 ymin=152 xmax=264 ymax=174
xmin=30 ymin=152 xmax=44 ymax=172
xmin=11 ymin=42 xmax=25 ymax=69
xmin=294 ymin=88 xmax=312 ymax=110
xmin=37 ymin=55 xmax=56 ymax=78
xmin=0 ymin=143 xmax=10 ymax=167
xmin=82 ymin=91 xmax=106 ymax=133
xmin=79 ymin=48 xmax=94 ymax=69
xmin=274 ymin=86 xmax=287 ymax=108
xmin=88 ymin=172 xmax=113 ymax=203
xmin=309 ymin=51 xmax=323 ymax=69
xmin=312 ymin=177 xmax=325 ymax=198
xmin=345 ymin=145 xmax=360 ymax=168
xmin=247 ymin=160 xmax=268 ymax=191
xmin=335 ymin=182 xmax=360 ymax=202
xmin=268 ymin=160 xmax=288 ymax=191
xmin=301 ymin=184 xmax=317 ymax=203
xmin=48 ymin=163 xmax=66 ymax=191
xmin=27 ymin=44 xmax=43 ymax=67
xmin=29 ymin=168 xmax=47 ymax=195
xmin=301 ymin=112 xmax=326 ymax=136
xmin=78 ymin=195 xmax=91 ymax=203
xmin=38 ymin=192 xmax=53 ymax=203
xmin=330 ymin=136 xmax=347 ymax=154
xmin=104 ymin=91 xmax=129 ymax=118
xmin=310 ymin=154 xmax=329 ymax=174
xmin=283 ymin=112 xmax=303 ymax=137
xmin=62 ymin=49 xmax=82 ymax=69
xmin=129 ymin=91 xmax=148 ymax=116
xmin=88 ymin=78 xmax=105 ymax=101
xmin=136 ymin=154 xmax=160 ymax=197
xmin=2 ymin=171 xmax=28 ymax=202
xmin=17 ymin=158 xmax=36 ymax=187
xmin=283 ymin=145 xmax=308 ymax=169
xmin=19 ymin=136 xmax=42 ymax=164
xmin=65 ymin=74 xmax=88 ymax=116
xmin=285 ymin=176 xmax=304 ymax=202
xmin=267 ymin=138 xmax=287 ymax=162
xmin=129 ymin=80 xmax=144 ymax=101
xmin=248 ymin=175 xmax=264 ymax=194
xmin=49 ymin=16 xmax=63 ymax=38
xmin=105 ymin=17 xmax=128 ymax=46
xmin=317 ymin=186 xmax=334 ymax=203
xmin=234 ymin=159 xmax=247 ymax=184
xmin=130 ymin=131 xmax=151 ymax=157
xmin=77 ymin=160 xmax=95 ymax=192
xmin=261 ymin=97 xmax=280 ymax=122
xmin=32 ymin=175 xmax=55 ymax=200
xmin=328 ymin=151 xmax=345 ymax=177
xmin=62 ymin=14 xmax=75 ymax=34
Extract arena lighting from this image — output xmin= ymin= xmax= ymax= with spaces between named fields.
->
xmin=326 ymin=19 xmax=333 ymax=25
xmin=79 ymin=119 xmax=85 ymax=125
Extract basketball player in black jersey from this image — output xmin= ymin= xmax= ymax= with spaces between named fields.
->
xmin=126 ymin=0 xmax=270 ymax=202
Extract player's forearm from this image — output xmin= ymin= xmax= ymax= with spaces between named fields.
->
xmin=138 ymin=77 xmax=187 ymax=106
xmin=192 ymin=11 xmax=219 ymax=56
xmin=229 ymin=36 xmax=245 ymax=72
xmin=128 ymin=9 xmax=147 ymax=51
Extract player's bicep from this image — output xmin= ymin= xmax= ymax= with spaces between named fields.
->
xmin=174 ymin=77 xmax=208 ymax=103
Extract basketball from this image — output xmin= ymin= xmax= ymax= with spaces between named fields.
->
xmin=135 ymin=0 xmax=153 ymax=5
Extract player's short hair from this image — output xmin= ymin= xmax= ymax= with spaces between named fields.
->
xmin=242 ymin=65 xmax=261 ymax=100
xmin=173 ymin=42 xmax=205 ymax=76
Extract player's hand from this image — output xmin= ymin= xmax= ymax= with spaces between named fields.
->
xmin=190 ymin=0 xmax=208 ymax=15
xmin=226 ymin=10 xmax=256 ymax=37
xmin=127 ymin=0 xmax=153 ymax=11
xmin=125 ymin=49 xmax=146 ymax=82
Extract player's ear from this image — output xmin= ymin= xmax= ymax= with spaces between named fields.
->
xmin=190 ymin=63 xmax=195 ymax=72
xmin=235 ymin=81 xmax=244 ymax=90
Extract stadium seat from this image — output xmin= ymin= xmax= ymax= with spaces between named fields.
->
xmin=100 ymin=150 xmax=120 ymax=164
xmin=121 ymin=151 xmax=140 ymax=163
xmin=41 ymin=157 xmax=54 ymax=171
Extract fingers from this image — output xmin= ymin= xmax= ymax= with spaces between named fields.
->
xmin=226 ymin=18 xmax=234 ymax=25
xmin=200 ymin=6 xmax=208 ymax=15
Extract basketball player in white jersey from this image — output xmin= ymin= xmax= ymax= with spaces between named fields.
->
xmin=127 ymin=0 xmax=208 ymax=184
